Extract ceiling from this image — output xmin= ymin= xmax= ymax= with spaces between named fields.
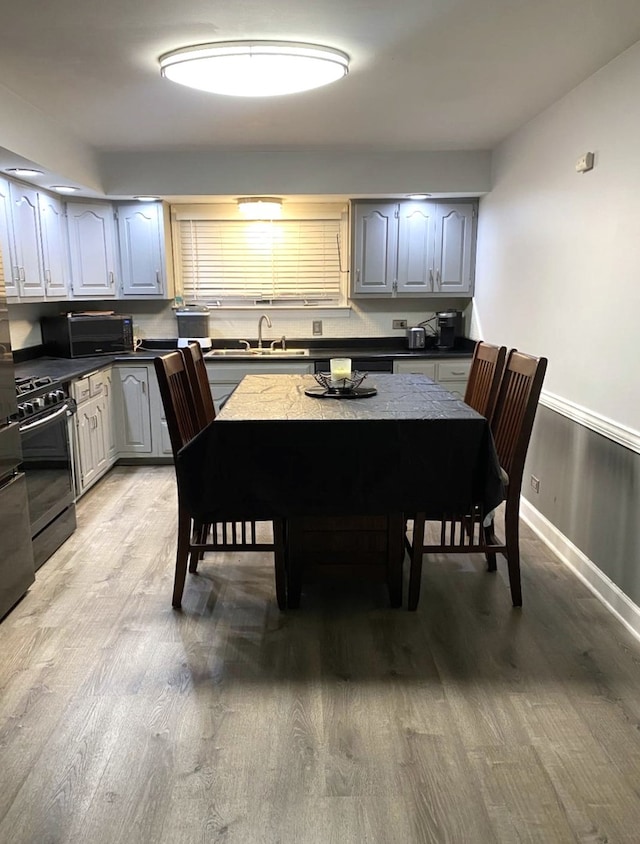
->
xmin=1 ymin=0 xmax=640 ymax=199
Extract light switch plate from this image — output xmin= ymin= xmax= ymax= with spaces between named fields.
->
xmin=312 ymin=320 xmax=323 ymax=336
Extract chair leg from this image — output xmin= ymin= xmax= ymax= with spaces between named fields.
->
xmin=484 ymin=523 xmax=497 ymax=572
xmin=189 ymin=521 xmax=205 ymax=573
xmin=504 ymin=497 xmax=522 ymax=607
xmin=173 ymin=507 xmax=191 ymax=608
xmin=408 ymin=513 xmax=426 ymax=611
xmin=273 ymin=519 xmax=287 ymax=611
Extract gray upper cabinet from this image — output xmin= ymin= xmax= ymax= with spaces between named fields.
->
xmin=9 ymin=184 xmax=45 ymax=299
xmin=66 ymin=201 xmax=118 ymax=298
xmin=350 ymin=199 xmax=477 ymax=298
xmin=0 ymin=178 xmax=18 ymax=299
xmin=351 ymin=203 xmax=398 ymax=295
xmin=433 ymin=203 xmax=475 ymax=295
xmin=38 ymin=193 xmax=70 ymax=299
xmin=117 ymin=202 xmax=173 ymax=298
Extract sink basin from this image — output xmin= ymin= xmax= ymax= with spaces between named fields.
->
xmin=205 ymin=348 xmax=309 ymax=357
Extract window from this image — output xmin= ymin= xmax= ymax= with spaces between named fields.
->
xmin=174 ymin=206 xmax=345 ymax=307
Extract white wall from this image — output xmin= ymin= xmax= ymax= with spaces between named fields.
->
xmin=474 ymin=40 xmax=640 ymax=432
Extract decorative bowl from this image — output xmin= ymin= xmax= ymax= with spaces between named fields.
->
xmin=314 ymin=370 xmax=368 ymax=392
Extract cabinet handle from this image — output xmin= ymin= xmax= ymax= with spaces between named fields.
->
xmin=142 ymin=382 xmax=146 ymax=395
xmin=356 ymin=268 xmax=360 ymax=285
xmin=436 ymin=269 xmax=441 ymax=286
xmin=12 ymin=266 xmax=20 ymax=282
xmin=429 ymin=268 xmax=434 ymax=284
xmin=109 ymin=271 xmax=115 ymax=287
xmin=45 ymin=269 xmax=51 ymax=287
xmin=156 ymin=271 xmax=161 ymax=285
xmin=451 ymin=370 xmax=467 ymax=376
xmin=19 ymin=267 xmax=25 ymax=282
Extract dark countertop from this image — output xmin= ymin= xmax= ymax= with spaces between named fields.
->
xmin=13 ymin=337 xmax=474 ymax=387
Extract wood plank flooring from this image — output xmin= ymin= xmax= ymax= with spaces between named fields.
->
xmin=2 ymin=465 xmax=640 ymax=842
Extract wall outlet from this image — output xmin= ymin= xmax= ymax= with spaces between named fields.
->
xmin=575 ymin=151 xmax=594 ymax=173
xmin=530 ymin=475 xmax=540 ymax=493
xmin=312 ymin=320 xmax=323 ymax=336
xmin=392 ymin=319 xmax=408 ymax=329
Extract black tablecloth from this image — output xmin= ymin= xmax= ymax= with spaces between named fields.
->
xmin=177 ymin=374 xmax=504 ymax=521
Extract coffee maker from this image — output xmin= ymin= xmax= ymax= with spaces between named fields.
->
xmin=436 ymin=310 xmax=463 ymax=350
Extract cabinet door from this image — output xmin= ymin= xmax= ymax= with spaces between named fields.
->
xmin=396 ymin=202 xmax=435 ymax=293
xmin=433 ymin=203 xmax=475 ymax=295
xmin=352 ymin=203 xmax=398 ymax=295
xmin=115 ymin=366 xmax=152 ymax=454
xmin=10 ymin=184 xmax=45 ymax=299
xmin=75 ymin=397 xmax=99 ymax=492
xmin=0 ymin=178 xmax=19 ymax=298
xmin=38 ymin=193 xmax=70 ymax=299
xmin=67 ymin=202 xmax=118 ymax=298
xmin=117 ymin=202 xmax=166 ymax=296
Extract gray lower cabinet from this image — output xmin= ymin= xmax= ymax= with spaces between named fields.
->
xmin=206 ymin=360 xmax=314 ymax=414
xmin=114 ymin=362 xmax=171 ymax=459
xmin=394 ymin=358 xmax=471 ymax=398
xmin=72 ymin=367 xmax=117 ymax=496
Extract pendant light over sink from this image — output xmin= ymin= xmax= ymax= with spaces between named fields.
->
xmin=159 ymin=40 xmax=349 ymax=97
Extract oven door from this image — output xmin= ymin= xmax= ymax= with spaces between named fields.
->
xmin=19 ymin=400 xmax=76 ymax=540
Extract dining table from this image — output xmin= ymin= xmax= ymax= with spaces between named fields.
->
xmin=176 ymin=372 xmax=504 ymax=608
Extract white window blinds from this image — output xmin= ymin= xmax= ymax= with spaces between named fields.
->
xmin=177 ymin=217 xmax=343 ymax=306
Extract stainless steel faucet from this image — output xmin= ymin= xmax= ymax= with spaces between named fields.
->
xmin=257 ymin=314 xmax=272 ymax=349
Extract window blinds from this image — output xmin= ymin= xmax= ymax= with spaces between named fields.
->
xmin=177 ymin=218 xmax=342 ymax=305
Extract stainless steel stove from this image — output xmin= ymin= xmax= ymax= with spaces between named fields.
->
xmin=15 ymin=375 xmax=78 ymax=570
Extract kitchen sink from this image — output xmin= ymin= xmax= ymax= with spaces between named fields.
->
xmin=205 ymin=348 xmax=310 ymax=357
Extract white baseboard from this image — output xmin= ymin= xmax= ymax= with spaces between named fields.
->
xmin=520 ymin=496 xmax=640 ymax=643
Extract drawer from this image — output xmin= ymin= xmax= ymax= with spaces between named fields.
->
xmin=394 ymin=360 xmax=437 ymax=378
xmin=89 ymin=371 xmax=106 ymax=397
xmin=437 ymin=360 xmax=471 ymax=381
xmin=73 ymin=377 xmax=91 ymax=403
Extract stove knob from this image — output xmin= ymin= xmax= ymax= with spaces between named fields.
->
xmin=22 ymin=402 xmax=35 ymax=415
xmin=44 ymin=392 xmax=57 ymax=405
xmin=55 ymin=390 xmax=66 ymax=402
xmin=33 ymin=397 xmax=45 ymax=410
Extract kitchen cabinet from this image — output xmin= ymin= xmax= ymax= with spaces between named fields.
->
xmin=206 ymin=360 xmax=314 ymax=414
xmin=9 ymin=183 xmax=45 ymax=299
xmin=72 ymin=367 xmax=117 ymax=496
xmin=38 ymin=193 xmax=71 ymax=299
xmin=117 ymin=202 xmax=174 ymax=298
xmin=351 ymin=200 xmax=477 ymax=298
xmin=0 ymin=177 xmax=18 ymax=299
xmin=66 ymin=201 xmax=118 ymax=298
xmin=114 ymin=363 xmax=172 ymax=459
xmin=394 ymin=358 xmax=471 ymax=399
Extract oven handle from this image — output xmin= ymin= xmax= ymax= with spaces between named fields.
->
xmin=19 ymin=399 xmax=77 ymax=433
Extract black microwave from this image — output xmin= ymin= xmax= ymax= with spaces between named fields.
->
xmin=41 ymin=314 xmax=134 ymax=358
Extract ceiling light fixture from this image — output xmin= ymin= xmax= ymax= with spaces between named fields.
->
xmin=133 ymin=195 xmax=161 ymax=202
xmin=6 ymin=167 xmax=43 ymax=177
xmin=51 ymin=185 xmax=79 ymax=194
xmin=407 ymin=193 xmax=432 ymax=200
xmin=159 ymin=40 xmax=349 ymax=97
xmin=237 ymin=197 xmax=283 ymax=219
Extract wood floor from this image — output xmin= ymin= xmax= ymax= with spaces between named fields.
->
xmin=2 ymin=467 xmax=640 ymax=843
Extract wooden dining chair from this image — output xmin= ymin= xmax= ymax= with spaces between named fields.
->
xmin=154 ymin=351 xmax=287 ymax=610
xmin=463 ymin=340 xmax=507 ymax=419
xmin=406 ymin=349 xmax=547 ymax=610
xmin=180 ymin=341 xmax=216 ymax=428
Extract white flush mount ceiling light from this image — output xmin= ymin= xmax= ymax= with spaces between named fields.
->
xmin=237 ymin=197 xmax=283 ymax=219
xmin=159 ymin=40 xmax=349 ymax=97
xmin=133 ymin=195 xmax=161 ymax=202
xmin=6 ymin=167 xmax=43 ymax=177
xmin=51 ymin=185 xmax=79 ymax=194
xmin=407 ymin=193 xmax=432 ymax=200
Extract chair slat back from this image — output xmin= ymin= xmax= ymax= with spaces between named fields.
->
xmin=154 ymin=352 xmax=201 ymax=458
xmin=463 ymin=341 xmax=507 ymax=419
xmin=491 ymin=350 xmax=547 ymax=488
xmin=180 ymin=342 xmax=216 ymax=428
